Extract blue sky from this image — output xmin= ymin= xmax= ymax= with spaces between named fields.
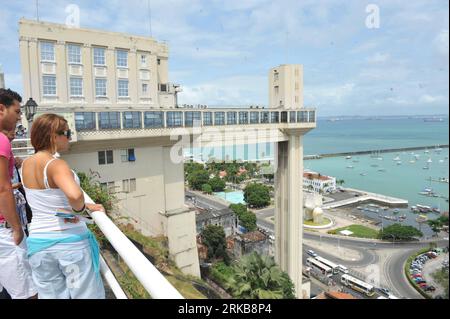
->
xmin=0 ymin=0 xmax=448 ymax=116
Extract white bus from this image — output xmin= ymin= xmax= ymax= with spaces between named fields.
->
xmin=341 ymin=274 xmax=375 ymax=297
xmin=306 ymin=258 xmax=333 ymax=277
xmin=315 ymin=256 xmax=339 ymax=274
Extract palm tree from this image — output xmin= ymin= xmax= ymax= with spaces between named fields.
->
xmin=225 ymin=252 xmax=295 ymax=299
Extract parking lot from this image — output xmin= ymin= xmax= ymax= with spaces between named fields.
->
xmin=421 ymin=252 xmax=449 ymax=298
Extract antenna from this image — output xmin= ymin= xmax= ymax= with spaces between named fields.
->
xmin=147 ymin=0 xmax=152 ymax=37
xmin=36 ymin=0 xmax=40 ymax=21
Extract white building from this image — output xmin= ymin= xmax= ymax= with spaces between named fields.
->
xmin=303 ymin=171 xmax=336 ymax=194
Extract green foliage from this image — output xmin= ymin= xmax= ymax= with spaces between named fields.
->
xmin=229 ymin=204 xmax=257 ymax=232
xmin=209 ymin=177 xmax=226 ymax=192
xmin=210 ymin=261 xmax=235 ymax=286
xmin=201 ymin=225 xmax=230 ymax=264
xmin=244 ymin=183 xmax=271 ymax=208
xmin=77 ymin=171 xmax=116 ymax=213
xmin=185 ymin=162 xmax=205 ymax=177
xmin=427 ymin=216 xmax=449 ymax=235
xmin=188 ymin=170 xmax=210 ymax=190
xmin=327 ymin=224 xmax=379 ymax=239
xmin=432 ymin=268 xmax=449 ymax=299
xmin=225 ymin=252 xmax=295 ymax=299
xmin=380 ymin=223 xmax=423 ymax=241
xmin=201 ymin=183 xmax=213 ymax=194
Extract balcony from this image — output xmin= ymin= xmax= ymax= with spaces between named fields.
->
xmin=70 ymin=108 xmax=316 ymax=144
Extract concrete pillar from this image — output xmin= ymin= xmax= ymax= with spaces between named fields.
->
xmin=275 ymin=132 xmax=304 ymax=298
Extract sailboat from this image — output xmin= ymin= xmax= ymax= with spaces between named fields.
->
xmin=393 ymin=156 xmax=401 ymax=161
xmin=427 ymin=158 xmax=432 ymax=164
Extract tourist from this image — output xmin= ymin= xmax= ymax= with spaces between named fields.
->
xmin=0 ymin=88 xmax=37 ymax=299
xmin=21 ymin=113 xmax=106 ymax=299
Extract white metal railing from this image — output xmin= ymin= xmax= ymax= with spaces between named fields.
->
xmin=84 ymin=192 xmax=184 ymax=299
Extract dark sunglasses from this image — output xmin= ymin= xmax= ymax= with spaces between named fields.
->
xmin=58 ymin=129 xmax=72 ymax=139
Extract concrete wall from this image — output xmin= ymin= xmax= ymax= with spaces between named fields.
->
xmin=268 ymin=64 xmax=303 ymax=109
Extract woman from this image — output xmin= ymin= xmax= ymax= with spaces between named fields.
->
xmin=21 ymin=114 xmax=105 ymax=299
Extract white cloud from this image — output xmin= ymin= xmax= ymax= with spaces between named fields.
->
xmin=434 ymin=29 xmax=449 ymax=57
xmin=420 ymin=94 xmax=445 ymax=104
xmin=304 ymin=82 xmax=355 ymax=106
xmin=366 ymin=53 xmax=390 ymax=64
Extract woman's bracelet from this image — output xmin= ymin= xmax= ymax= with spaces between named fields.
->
xmin=72 ymin=204 xmax=86 ymax=214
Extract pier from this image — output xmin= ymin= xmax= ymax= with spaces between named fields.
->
xmin=305 ymin=144 xmax=449 ymax=160
xmin=323 ymin=188 xmax=409 ymax=209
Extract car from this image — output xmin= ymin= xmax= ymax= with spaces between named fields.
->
xmin=377 ymin=288 xmax=390 ymax=296
xmin=412 ymin=274 xmax=423 ymax=278
xmin=418 ymin=282 xmax=427 ymax=286
xmin=424 ymin=286 xmax=436 ymax=292
xmin=307 ymin=250 xmax=318 ymax=258
xmin=336 ymin=264 xmax=349 ymax=274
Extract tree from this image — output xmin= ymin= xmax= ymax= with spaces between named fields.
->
xmin=188 ymin=170 xmax=210 ymax=190
xmin=336 ymin=179 xmax=345 ymax=186
xmin=427 ymin=216 xmax=449 ymax=236
xmin=201 ymin=225 xmax=230 ymax=264
xmin=209 ymin=177 xmax=226 ymax=192
xmin=202 ymin=183 xmax=212 ymax=194
xmin=229 ymin=204 xmax=257 ymax=232
xmin=244 ymin=183 xmax=271 ymax=208
xmin=379 ymin=223 xmax=423 ymax=241
xmin=185 ymin=162 xmax=205 ymax=177
xmin=225 ymin=252 xmax=295 ymax=299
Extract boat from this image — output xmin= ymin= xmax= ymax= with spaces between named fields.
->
xmin=393 ymin=156 xmax=401 ymax=161
xmin=431 ymin=207 xmax=441 ymax=214
xmin=409 ymin=160 xmax=416 ymax=164
xmin=411 ymin=206 xmax=419 ymax=213
xmin=360 ymin=173 xmax=367 ymax=176
xmin=377 ymin=157 xmax=383 ymax=161
xmin=414 ymin=154 xmax=420 ymax=159
xmin=377 ymin=168 xmax=386 ymax=172
xmin=427 ymin=158 xmax=432 ymax=163
xmin=346 ymin=156 xmax=352 ymax=159
xmin=393 ymin=209 xmax=400 ymax=214
xmin=439 ymin=159 xmax=444 ymax=163
xmin=346 ymin=165 xmax=354 ymax=169
xmin=396 ymin=161 xmax=402 ymax=165
xmin=416 ymin=215 xmax=428 ymax=223
xmin=416 ymin=204 xmax=433 ymax=213
xmin=424 ymin=150 xmax=430 ymax=154
xmin=423 ymin=166 xmax=429 ymax=170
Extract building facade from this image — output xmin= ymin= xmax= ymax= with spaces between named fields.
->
xmin=303 ymin=171 xmax=336 ymax=193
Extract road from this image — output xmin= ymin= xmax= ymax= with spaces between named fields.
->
xmin=186 ymin=190 xmax=447 ymax=299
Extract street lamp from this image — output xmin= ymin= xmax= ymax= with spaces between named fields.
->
xmin=24 ymin=97 xmax=38 ymax=137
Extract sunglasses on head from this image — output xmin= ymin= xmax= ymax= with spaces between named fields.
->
xmin=58 ymin=129 xmax=72 ymax=139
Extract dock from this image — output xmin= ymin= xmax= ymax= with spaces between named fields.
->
xmin=323 ymin=187 xmax=408 ymax=209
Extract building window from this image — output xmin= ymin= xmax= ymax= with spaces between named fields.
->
xmin=203 ymin=112 xmax=213 ymax=126
xmin=42 ymin=75 xmax=56 ymax=96
xmin=93 ymin=47 xmax=106 ymax=65
xmin=281 ymin=111 xmax=288 ymax=123
xmin=121 ymin=149 xmax=136 ymax=162
xmin=157 ymin=58 xmax=161 ymax=65
xmin=141 ymin=54 xmax=147 ymax=67
xmin=214 ymin=112 xmax=225 ymax=125
xmin=239 ymin=112 xmax=249 ymax=124
xmin=40 ymin=41 xmax=55 ymax=62
xmin=144 ymin=111 xmax=164 ymax=128
xmin=159 ymin=84 xmax=168 ymax=92
xmin=98 ymin=150 xmax=114 ymax=165
xmin=227 ymin=112 xmax=237 ymax=125
xmin=250 ymin=112 xmax=259 ymax=124
xmin=99 ymin=112 xmax=120 ymax=129
xmin=261 ymin=112 xmax=270 ymax=124
xmin=75 ymin=112 xmax=96 ymax=131
xmin=274 ymin=71 xmax=279 ymax=81
xmin=297 ymin=111 xmax=308 ymax=123
xmin=116 ymin=50 xmax=128 ymax=67
xmin=130 ymin=178 xmax=136 ymax=192
xmin=289 ymin=111 xmax=296 ymax=123
xmin=185 ymin=111 xmax=201 ymax=127
xmin=67 ymin=44 xmax=81 ymax=64
xmin=308 ymin=111 xmax=315 ymax=123
xmin=122 ymin=179 xmax=129 ymax=193
xmin=122 ymin=111 xmax=142 ymax=129
xmin=166 ymin=111 xmax=183 ymax=127
xmin=118 ymin=79 xmax=129 ymax=97
xmin=69 ymin=77 xmax=83 ymax=96
xmin=142 ymin=83 xmax=148 ymax=95
xmin=95 ymin=78 xmax=107 ymax=97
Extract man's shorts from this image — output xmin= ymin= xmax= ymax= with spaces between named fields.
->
xmin=0 ymin=228 xmax=37 ymax=299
